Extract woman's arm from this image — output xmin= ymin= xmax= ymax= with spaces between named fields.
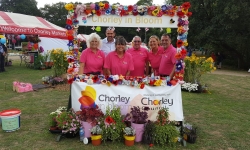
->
xmin=105 ymin=69 xmax=111 ymax=76
xmin=126 ymin=71 xmax=130 ymax=76
xmin=79 ymin=63 xmax=85 ymax=74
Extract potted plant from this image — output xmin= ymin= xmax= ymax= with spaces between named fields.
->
xmin=79 ymin=105 xmax=104 ymax=138
xmin=48 ymin=106 xmax=67 ymax=131
xmin=122 ymin=113 xmax=132 ymax=127
xmin=142 ymin=120 xmax=155 ymax=145
xmin=56 ymin=108 xmax=81 ymax=138
xmin=130 ymin=106 xmax=149 ymax=142
xmin=183 ymin=122 xmax=197 ymax=144
xmin=90 ymin=125 xmax=102 ymax=146
xmin=154 ymin=108 xmax=179 ymax=147
xmin=100 ymin=106 xmax=125 ymax=142
xmin=123 ymin=127 xmax=136 ymax=146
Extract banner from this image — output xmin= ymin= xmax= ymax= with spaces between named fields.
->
xmin=71 ymin=82 xmax=184 ymax=121
xmin=78 ymin=15 xmax=179 ymax=28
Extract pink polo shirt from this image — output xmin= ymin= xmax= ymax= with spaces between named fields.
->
xmin=127 ymin=47 xmax=148 ymax=76
xmin=104 ymin=51 xmax=134 ymax=76
xmin=80 ymin=48 xmax=105 ymax=74
xmin=159 ymin=45 xmax=177 ymax=75
xmin=147 ymin=47 xmax=164 ymax=76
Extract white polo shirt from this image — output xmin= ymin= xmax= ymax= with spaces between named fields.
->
xmin=100 ymin=38 xmax=116 ymax=56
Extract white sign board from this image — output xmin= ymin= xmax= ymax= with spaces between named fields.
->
xmin=71 ymin=82 xmax=184 ymax=121
xmin=77 ymin=15 xmax=178 ymax=28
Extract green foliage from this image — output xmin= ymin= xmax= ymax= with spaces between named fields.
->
xmin=100 ymin=106 xmax=125 ymax=142
xmin=0 ymin=0 xmax=42 ymax=16
xmin=154 ymin=124 xmax=179 ymax=147
xmin=49 ymin=49 xmax=68 ymax=77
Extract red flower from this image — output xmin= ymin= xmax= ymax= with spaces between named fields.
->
xmin=182 ymin=2 xmax=191 ymax=10
xmin=96 ymin=10 xmax=101 ymax=16
xmin=140 ymin=83 xmax=145 ymax=89
xmin=177 ymin=11 xmax=185 ymax=18
xmin=132 ymin=11 xmax=138 ymax=16
xmin=104 ymin=3 xmax=109 ymax=9
xmin=105 ymin=116 xmax=115 ymax=124
xmin=67 ymin=78 xmax=74 ymax=84
xmin=175 ymin=52 xmax=182 ymax=60
xmin=177 ymin=40 xmax=183 ymax=48
xmin=113 ymin=80 xmax=118 ymax=86
xmin=187 ymin=12 xmax=192 ymax=17
xmin=92 ymin=76 xmax=98 ymax=83
xmin=128 ymin=5 xmax=133 ymax=12
xmin=149 ymin=143 xmax=154 ymax=147
xmin=181 ymin=49 xmax=187 ymax=56
xmin=149 ymin=80 xmax=155 ymax=86
xmin=67 ymin=58 xmax=74 ymax=63
xmin=66 ymin=19 xmax=72 ymax=25
xmin=68 ymin=35 xmax=74 ymax=41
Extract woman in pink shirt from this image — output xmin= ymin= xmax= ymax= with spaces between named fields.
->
xmin=104 ymin=36 xmax=134 ymax=76
xmin=79 ymin=33 xmax=105 ymax=75
xmin=147 ymin=35 xmax=163 ymax=76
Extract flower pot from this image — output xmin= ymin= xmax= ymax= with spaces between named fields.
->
xmin=131 ymin=122 xmax=145 ymax=142
xmin=186 ymin=133 xmax=197 ymax=144
xmin=82 ymin=121 xmax=92 ymax=138
xmin=91 ymin=134 xmax=102 ymax=146
xmin=64 ymin=131 xmax=78 ymax=138
xmin=124 ymin=135 xmax=135 ymax=146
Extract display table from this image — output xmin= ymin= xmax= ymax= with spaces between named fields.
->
xmin=71 ymin=82 xmax=184 ymax=121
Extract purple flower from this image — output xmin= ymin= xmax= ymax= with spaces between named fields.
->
xmin=161 ymin=5 xmax=167 ymax=11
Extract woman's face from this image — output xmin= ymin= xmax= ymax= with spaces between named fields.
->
xmin=115 ymin=43 xmax=126 ymax=52
xmin=149 ymin=37 xmax=159 ymax=49
xmin=90 ymin=38 xmax=99 ymax=49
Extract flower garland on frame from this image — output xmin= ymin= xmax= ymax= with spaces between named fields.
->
xmin=173 ymin=2 xmax=192 ymax=83
xmin=64 ymin=2 xmax=192 ymax=87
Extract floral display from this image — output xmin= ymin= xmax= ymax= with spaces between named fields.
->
xmin=49 ymin=106 xmax=67 ymax=128
xmin=181 ymin=82 xmax=199 ymax=92
xmin=79 ymin=105 xmax=104 ymax=126
xmin=184 ymin=54 xmax=216 ymax=83
xmin=64 ymin=1 xmax=192 ymax=86
xmin=55 ymin=108 xmax=81 ymax=134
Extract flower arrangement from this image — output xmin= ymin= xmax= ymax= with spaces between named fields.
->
xmin=79 ymin=105 xmax=104 ymax=126
xmin=55 ymin=108 xmax=81 ymax=134
xmin=49 ymin=48 xmax=69 ymax=77
xmin=130 ymin=106 xmax=149 ymax=124
xmin=183 ymin=122 xmax=197 ymax=143
xmin=154 ymin=108 xmax=179 ymax=147
xmin=123 ymin=127 xmax=135 ymax=136
xmin=68 ymin=74 xmax=177 ymax=88
xmin=91 ymin=125 xmax=103 ymax=135
xmin=181 ymin=82 xmax=199 ymax=92
xmin=184 ymin=54 xmax=216 ymax=84
xmin=64 ymin=2 xmax=192 ymax=87
xmin=100 ymin=106 xmax=125 ymax=142
xmin=49 ymin=106 xmax=67 ymax=128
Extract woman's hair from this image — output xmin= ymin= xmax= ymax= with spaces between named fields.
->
xmin=86 ymin=32 xmax=102 ymax=49
xmin=115 ymin=36 xmax=127 ymax=45
xmin=148 ymin=35 xmax=160 ymax=49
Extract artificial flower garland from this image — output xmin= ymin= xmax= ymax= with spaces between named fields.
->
xmin=64 ymin=2 xmax=192 ymax=87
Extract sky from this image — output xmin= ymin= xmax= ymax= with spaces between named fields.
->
xmin=36 ymin=0 xmax=165 ymax=8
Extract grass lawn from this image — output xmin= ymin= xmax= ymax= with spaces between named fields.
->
xmin=0 ymin=60 xmax=250 ymax=150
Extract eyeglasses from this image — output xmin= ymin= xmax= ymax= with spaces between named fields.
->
xmin=133 ymin=41 xmax=141 ymax=43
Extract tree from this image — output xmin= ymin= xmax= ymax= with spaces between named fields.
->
xmin=0 ymin=0 xmax=41 ymax=16
xmin=136 ymin=0 xmax=153 ymax=6
xmin=40 ymin=2 xmax=68 ymax=28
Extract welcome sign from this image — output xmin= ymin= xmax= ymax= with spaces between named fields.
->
xmin=71 ymin=82 xmax=184 ymax=121
xmin=77 ymin=15 xmax=179 ymax=28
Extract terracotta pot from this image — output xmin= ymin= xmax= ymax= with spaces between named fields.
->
xmin=82 ymin=121 xmax=92 ymax=138
xmin=124 ymin=135 xmax=135 ymax=146
xmin=131 ymin=122 xmax=145 ymax=142
xmin=91 ymin=135 xmax=102 ymax=146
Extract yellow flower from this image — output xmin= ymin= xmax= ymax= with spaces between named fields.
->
xmin=152 ymin=9 xmax=160 ymax=16
xmin=182 ymin=8 xmax=188 ymax=14
xmin=154 ymin=80 xmax=162 ymax=86
xmin=65 ymin=3 xmax=74 ymax=11
xmin=183 ymin=41 xmax=188 ymax=47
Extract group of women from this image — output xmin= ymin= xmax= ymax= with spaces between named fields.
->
xmin=78 ymin=33 xmax=174 ymax=77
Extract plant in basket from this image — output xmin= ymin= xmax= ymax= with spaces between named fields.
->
xmin=90 ymin=125 xmax=103 ymax=146
xmin=79 ymin=105 xmax=104 ymax=138
xmin=49 ymin=106 xmax=67 ymax=131
xmin=130 ymin=106 xmax=149 ymax=142
xmin=100 ymin=106 xmax=125 ymax=142
xmin=154 ymin=108 xmax=179 ymax=147
xmin=56 ymin=108 xmax=81 ymax=138
xmin=123 ymin=127 xmax=136 ymax=146
xmin=183 ymin=122 xmax=197 ymax=144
